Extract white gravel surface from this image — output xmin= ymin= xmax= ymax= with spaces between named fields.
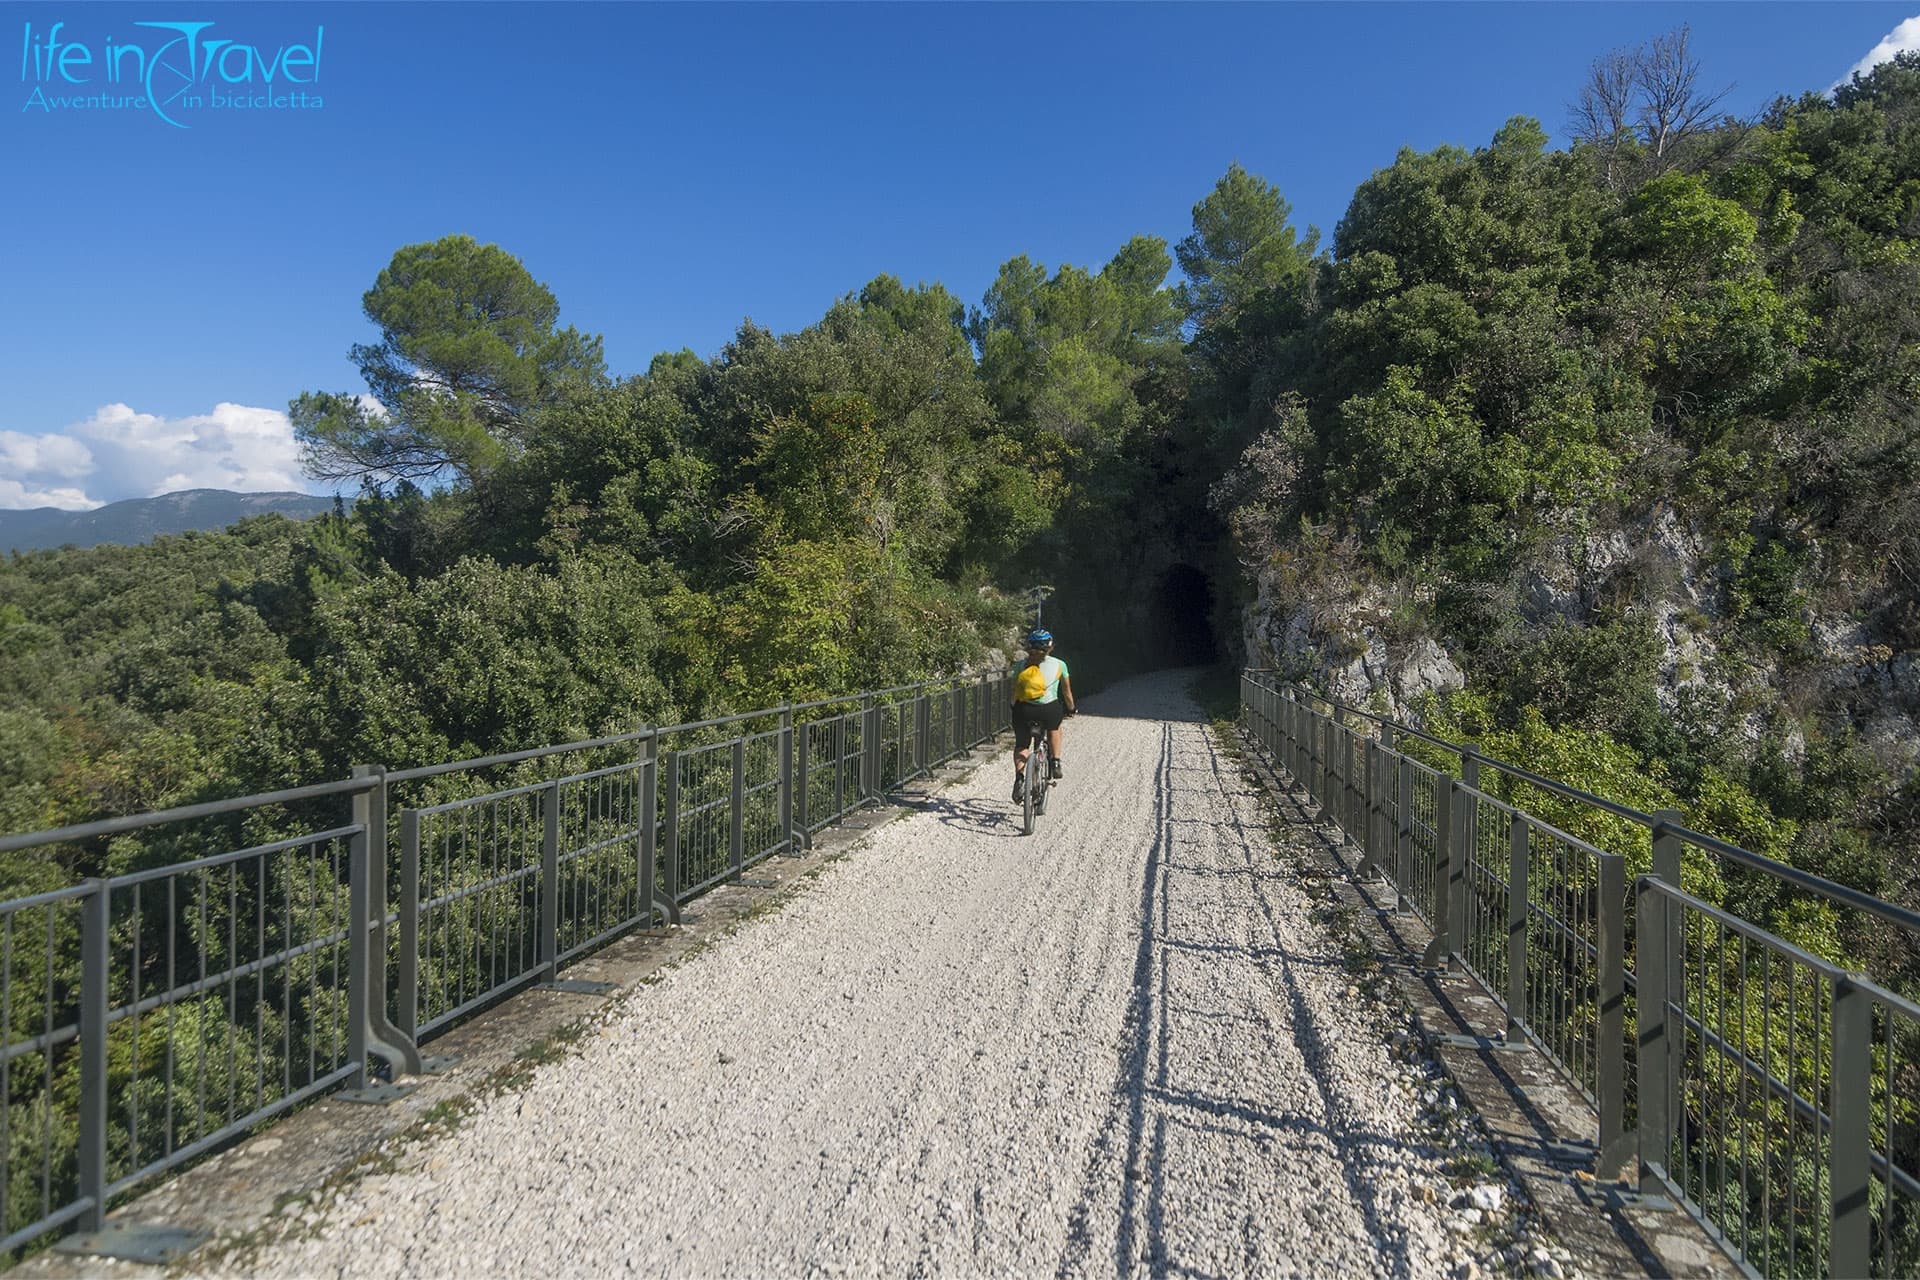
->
xmin=210 ymin=670 xmax=1521 ymax=1279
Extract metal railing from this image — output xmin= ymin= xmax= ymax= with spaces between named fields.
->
xmin=1240 ymin=670 xmax=1920 ymax=1279
xmin=0 ymin=672 xmax=1010 ymax=1258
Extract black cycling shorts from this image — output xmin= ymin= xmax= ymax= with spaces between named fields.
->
xmin=1012 ymin=700 xmax=1066 ymax=749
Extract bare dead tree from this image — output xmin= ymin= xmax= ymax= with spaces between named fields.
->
xmin=1566 ymin=25 xmax=1735 ymax=188
xmin=1570 ymin=47 xmax=1639 ymax=189
xmin=1639 ymin=26 xmax=1733 ymax=166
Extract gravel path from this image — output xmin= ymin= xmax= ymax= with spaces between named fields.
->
xmin=213 ymin=670 xmax=1494 ymax=1279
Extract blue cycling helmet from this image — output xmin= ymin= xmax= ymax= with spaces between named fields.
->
xmin=1025 ymin=628 xmax=1053 ymax=648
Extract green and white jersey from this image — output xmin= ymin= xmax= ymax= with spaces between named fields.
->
xmin=1014 ymin=656 xmax=1068 ymax=704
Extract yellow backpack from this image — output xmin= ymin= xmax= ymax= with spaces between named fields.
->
xmin=1015 ymin=662 xmax=1050 ymax=702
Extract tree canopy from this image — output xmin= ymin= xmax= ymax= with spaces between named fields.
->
xmin=293 ymin=234 xmax=608 ymax=489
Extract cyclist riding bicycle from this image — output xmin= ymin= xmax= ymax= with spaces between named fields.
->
xmin=1011 ymin=628 xmax=1075 ymax=803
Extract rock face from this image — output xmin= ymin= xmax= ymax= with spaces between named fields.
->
xmin=1238 ymin=504 xmax=1919 ymax=788
xmin=1241 ymin=565 xmax=1463 ymax=721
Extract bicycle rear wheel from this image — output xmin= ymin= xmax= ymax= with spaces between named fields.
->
xmin=1022 ymin=747 xmax=1041 ymax=835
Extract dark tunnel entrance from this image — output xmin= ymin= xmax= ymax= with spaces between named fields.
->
xmin=1149 ymin=564 xmax=1220 ymax=667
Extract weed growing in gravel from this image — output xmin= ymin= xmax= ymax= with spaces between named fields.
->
xmin=1185 ymin=667 xmax=1244 ymax=722
xmin=1445 ymin=1148 xmax=1502 ymax=1185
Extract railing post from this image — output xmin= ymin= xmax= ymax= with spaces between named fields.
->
xmin=1346 ymin=722 xmax=1362 ymax=839
xmin=1358 ymin=737 xmax=1382 ymax=880
xmin=640 ymin=732 xmax=661 ymax=917
xmin=1506 ymin=811 xmax=1528 ymax=1045
xmin=1651 ymin=808 xmax=1683 ymax=887
xmin=662 ymin=752 xmax=682 ymax=922
xmin=868 ymin=699 xmax=885 ymax=795
xmin=348 ymin=765 xmax=421 ymax=1083
xmin=1286 ymin=692 xmax=1299 ymax=779
xmin=78 ymin=877 xmax=108 ymax=1232
xmin=398 ymin=809 xmax=420 ymax=1039
xmin=1396 ymin=753 xmax=1413 ymax=898
xmin=348 ymin=768 xmax=374 ymax=1087
xmin=1454 ymin=751 xmax=1478 ymax=961
xmin=832 ymin=714 xmax=847 ymax=818
xmin=541 ymin=779 xmax=560 ymax=982
xmin=1637 ymin=877 xmax=1672 ymax=1200
xmin=1297 ymin=698 xmax=1310 ymax=789
xmin=917 ymin=691 xmax=931 ymax=780
xmin=1422 ymin=776 xmax=1457 ymax=970
xmin=1332 ymin=708 xmax=1348 ymax=833
xmin=1830 ymin=976 xmax=1873 ymax=1279
xmin=1595 ymin=853 xmax=1630 ymax=1181
xmin=1650 ymin=805 xmax=1683 ymax=1137
xmin=937 ymin=684 xmax=946 ymax=767
xmin=795 ymin=720 xmax=812 ymax=850
xmin=729 ymin=737 xmax=746 ymax=877
xmin=1376 ymin=725 xmax=1397 ymax=869
xmin=778 ymin=708 xmax=795 ymax=855
xmin=1312 ymin=710 xmax=1326 ymax=807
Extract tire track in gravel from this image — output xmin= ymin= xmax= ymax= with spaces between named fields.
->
xmin=208 ymin=671 xmax=1475 ymax=1280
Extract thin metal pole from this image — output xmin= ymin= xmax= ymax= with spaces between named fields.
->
xmin=640 ymin=734 xmax=660 ymax=918
xmin=778 ymin=709 xmax=795 ymax=854
xmin=1397 ymin=755 xmax=1413 ymax=901
xmin=77 ymin=879 xmax=108 ymax=1231
xmin=663 ymin=753 xmax=682 ymax=923
xmin=1651 ymin=806 xmax=1684 ymax=1162
xmin=1637 ymin=879 xmax=1672 ymax=1200
xmin=541 ymin=780 xmax=560 ymax=982
xmin=833 ymin=716 xmax=847 ymax=819
xmin=348 ymin=767 xmax=374 ymax=1088
xmin=1507 ymin=812 xmax=1528 ymax=1045
xmin=398 ymin=810 xmax=420 ymax=1039
xmin=1595 ymin=853 xmax=1629 ymax=1180
xmin=917 ymin=692 xmax=931 ymax=780
xmin=1422 ymin=777 xmax=1456 ymax=970
xmin=796 ymin=722 xmax=812 ymax=850
xmin=730 ymin=738 xmax=746 ymax=878
xmin=1359 ymin=739 xmax=1380 ymax=879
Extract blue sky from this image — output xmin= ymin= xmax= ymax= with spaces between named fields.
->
xmin=2 ymin=1 xmax=1916 ymax=509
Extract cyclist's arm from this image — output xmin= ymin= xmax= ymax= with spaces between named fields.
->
xmin=1061 ymin=674 xmax=1076 ymax=714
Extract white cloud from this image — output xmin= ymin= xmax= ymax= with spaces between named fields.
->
xmin=0 ymin=430 xmax=93 ymax=481
xmin=1837 ymin=15 xmax=1920 ymax=90
xmin=0 ymin=402 xmax=327 ymax=510
xmin=0 ymin=479 xmax=98 ymax=511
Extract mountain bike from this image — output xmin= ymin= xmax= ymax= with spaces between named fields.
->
xmin=1022 ymin=734 xmax=1053 ymax=835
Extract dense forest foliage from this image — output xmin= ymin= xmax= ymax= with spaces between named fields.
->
xmin=4 ymin=42 xmax=1918 ymax=984
xmin=1206 ymin=49 xmax=1920 ymax=983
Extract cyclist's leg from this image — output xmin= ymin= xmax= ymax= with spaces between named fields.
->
xmin=1044 ymin=702 xmax=1066 ymax=778
xmin=1011 ymin=705 xmax=1038 ymax=798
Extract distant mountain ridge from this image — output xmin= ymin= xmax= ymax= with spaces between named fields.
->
xmin=0 ymin=489 xmax=337 ymax=553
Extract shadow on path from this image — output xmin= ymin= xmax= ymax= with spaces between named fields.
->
xmin=1058 ymin=706 xmax=1439 ymax=1280
xmin=892 ymin=791 xmax=1026 ymax=839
